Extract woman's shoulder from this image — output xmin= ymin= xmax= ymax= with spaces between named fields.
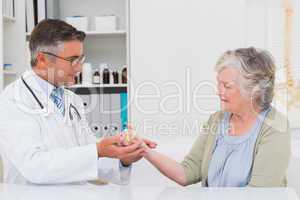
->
xmin=201 ymin=111 xmax=226 ymax=136
xmin=209 ymin=111 xmax=225 ymax=121
xmin=263 ymin=106 xmax=290 ymax=134
xmin=206 ymin=111 xmax=225 ymax=126
xmin=256 ymin=106 xmax=291 ymax=147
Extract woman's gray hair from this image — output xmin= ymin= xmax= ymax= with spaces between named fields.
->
xmin=215 ymin=47 xmax=275 ymax=110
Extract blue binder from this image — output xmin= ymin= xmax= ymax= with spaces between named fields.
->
xmin=120 ymin=93 xmax=128 ymax=131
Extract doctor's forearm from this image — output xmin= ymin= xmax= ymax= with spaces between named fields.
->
xmin=20 ymin=144 xmax=98 ymax=184
xmin=144 ymin=150 xmax=187 ymax=186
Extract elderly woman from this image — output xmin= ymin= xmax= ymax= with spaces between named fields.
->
xmin=143 ymin=47 xmax=291 ymax=187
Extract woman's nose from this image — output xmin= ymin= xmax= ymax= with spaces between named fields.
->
xmin=217 ymin=84 xmax=225 ymax=95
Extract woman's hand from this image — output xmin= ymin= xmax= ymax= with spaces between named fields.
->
xmin=118 ymin=125 xmax=186 ymax=186
xmin=119 ymin=137 xmax=157 ymax=166
xmin=120 ymin=124 xmax=157 ymax=150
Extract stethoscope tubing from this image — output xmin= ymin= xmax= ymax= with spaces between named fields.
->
xmin=21 ymin=76 xmax=81 ymax=120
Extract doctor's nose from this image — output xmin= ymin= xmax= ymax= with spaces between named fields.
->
xmin=74 ymin=63 xmax=83 ymax=74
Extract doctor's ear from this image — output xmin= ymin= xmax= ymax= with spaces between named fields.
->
xmin=35 ymin=52 xmax=48 ymax=68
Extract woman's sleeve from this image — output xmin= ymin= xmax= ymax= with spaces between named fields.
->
xmin=180 ymin=133 xmax=209 ymax=185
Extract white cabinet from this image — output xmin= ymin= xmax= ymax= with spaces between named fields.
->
xmin=1 ymin=0 xmax=129 ymax=90
xmin=1 ymin=0 xmax=27 ymax=91
xmin=26 ymin=0 xmax=129 ymax=72
xmin=43 ymin=0 xmax=130 ymax=136
xmin=0 ymin=1 xmax=3 ymax=91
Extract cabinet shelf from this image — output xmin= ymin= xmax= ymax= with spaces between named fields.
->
xmin=26 ymin=30 xmax=126 ymax=39
xmin=85 ymin=30 xmax=126 ymax=36
xmin=3 ymin=69 xmax=17 ymax=75
xmin=67 ymin=84 xmax=128 ymax=94
xmin=69 ymin=83 xmax=127 ymax=88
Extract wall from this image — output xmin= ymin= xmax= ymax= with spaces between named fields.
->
xmin=129 ymin=0 xmax=300 ymax=136
xmin=0 ymin=1 xmax=3 ymax=91
xmin=129 ymin=0 xmax=246 ymax=139
xmin=129 ymin=0 xmax=300 ymax=194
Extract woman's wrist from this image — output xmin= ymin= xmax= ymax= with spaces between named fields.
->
xmin=143 ymin=147 xmax=153 ymax=159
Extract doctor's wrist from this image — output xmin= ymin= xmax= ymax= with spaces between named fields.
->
xmin=96 ymin=142 xmax=104 ymax=158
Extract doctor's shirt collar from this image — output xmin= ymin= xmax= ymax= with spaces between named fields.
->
xmin=32 ymin=70 xmax=63 ymax=98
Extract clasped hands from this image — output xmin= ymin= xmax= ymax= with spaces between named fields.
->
xmin=96 ymin=125 xmax=156 ymax=166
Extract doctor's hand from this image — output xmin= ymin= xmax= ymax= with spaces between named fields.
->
xmin=96 ymin=135 xmax=145 ymax=159
xmin=119 ymin=138 xmax=146 ymax=166
xmin=120 ymin=137 xmax=157 ymax=166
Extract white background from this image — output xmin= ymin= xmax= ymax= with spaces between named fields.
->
xmin=128 ymin=0 xmax=300 ymax=194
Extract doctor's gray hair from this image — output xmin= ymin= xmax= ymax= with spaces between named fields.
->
xmin=29 ymin=19 xmax=86 ymax=67
xmin=215 ymin=47 xmax=275 ymax=110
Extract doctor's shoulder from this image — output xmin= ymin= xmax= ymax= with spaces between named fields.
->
xmin=0 ymin=82 xmax=37 ymax=122
xmin=0 ymin=81 xmax=38 ymax=114
xmin=0 ymin=82 xmax=19 ymax=107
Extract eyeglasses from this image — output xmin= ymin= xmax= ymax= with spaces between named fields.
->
xmin=41 ymin=51 xmax=86 ymax=66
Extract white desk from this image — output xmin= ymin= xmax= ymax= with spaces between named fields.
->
xmin=0 ymin=183 xmax=298 ymax=200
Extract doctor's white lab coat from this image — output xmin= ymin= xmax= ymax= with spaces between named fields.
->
xmin=0 ymin=70 xmax=131 ymax=185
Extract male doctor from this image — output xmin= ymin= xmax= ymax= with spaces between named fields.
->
xmin=0 ymin=19 xmax=155 ymax=185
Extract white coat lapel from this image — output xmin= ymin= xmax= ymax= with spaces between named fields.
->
xmin=20 ymin=70 xmax=57 ymax=116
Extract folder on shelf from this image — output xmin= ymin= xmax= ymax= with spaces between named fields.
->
xmin=98 ymin=94 xmax=111 ymax=137
xmin=79 ymin=94 xmax=93 ymax=122
xmin=88 ymin=94 xmax=104 ymax=138
xmin=110 ymin=94 xmax=122 ymax=135
xmin=26 ymin=0 xmax=35 ymax=32
xmin=37 ymin=0 xmax=47 ymax=22
xmin=25 ymin=41 xmax=31 ymax=68
xmin=46 ymin=0 xmax=59 ymax=19
xmin=28 ymin=0 xmax=47 ymax=26
xmin=120 ymin=93 xmax=128 ymax=131
xmin=3 ymin=0 xmax=14 ymax=18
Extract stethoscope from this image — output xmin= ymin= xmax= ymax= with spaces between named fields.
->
xmin=21 ymin=76 xmax=81 ymax=122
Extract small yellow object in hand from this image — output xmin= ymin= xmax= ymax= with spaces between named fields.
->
xmin=121 ymin=128 xmax=137 ymax=146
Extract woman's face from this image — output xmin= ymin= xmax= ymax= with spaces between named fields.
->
xmin=217 ymin=67 xmax=250 ymax=113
